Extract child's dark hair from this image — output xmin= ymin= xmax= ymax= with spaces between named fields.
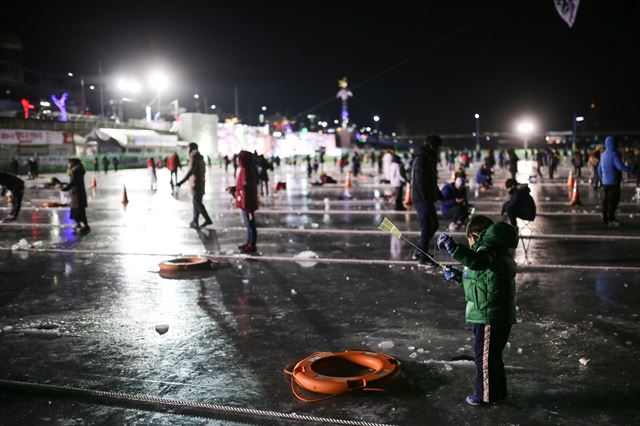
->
xmin=505 ymin=178 xmax=517 ymax=189
xmin=466 ymin=215 xmax=494 ymax=237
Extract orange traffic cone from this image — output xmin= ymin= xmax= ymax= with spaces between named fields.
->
xmin=91 ymin=175 xmax=97 ymax=189
xmin=569 ymin=180 xmax=582 ymax=206
xmin=121 ymin=185 xmax=129 ymax=205
xmin=566 ymin=170 xmax=574 ymax=189
xmin=403 ymin=183 xmax=412 ymax=207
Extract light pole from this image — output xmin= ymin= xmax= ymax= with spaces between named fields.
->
xmin=148 ymin=71 xmax=169 ymax=119
xmin=373 ymin=115 xmax=380 ymax=133
xmin=259 ymin=105 xmax=267 ymax=124
xmin=572 ymin=113 xmax=584 ymax=152
xmin=193 ymin=93 xmax=200 ymax=113
xmin=474 ymin=113 xmax=480 ymax=152
xmin=516 ymin=120 xmax=534 ymax=152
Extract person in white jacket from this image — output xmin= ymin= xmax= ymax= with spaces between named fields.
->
xmin=382 ymin=150 xmax=393 ymax=182
xmin=389 ymin=154 xmax=407 ymax=211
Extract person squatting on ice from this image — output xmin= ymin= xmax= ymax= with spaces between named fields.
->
xmin=60 ymin=158 xmax=90 ymax=235
xmin=598 ymin=136 xmax=635 ymax=226
xmin=235 ymin=151 xmax=259 ymax=253
xmin=440 ymin=171 xmax=470 ymax=231
xmin=436 ymin=216 xmax=518 ymax=405
xmin=0 ymin=172 xmax=25 ymax=222
xmin=501 ymin=178 xmax=536 ymax=228
xmin=177 ymin=143 xmax=213 ymax=230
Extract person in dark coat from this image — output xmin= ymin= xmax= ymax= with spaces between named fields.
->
xmin=60 ymin=158 xmax=90 ymax=234
xmin=102 ymin=156 xmax=110 ymax=174
xmin=10 ymin=157 xmax=20 ymax=175
xmin=112 ymin=157 xmax=119 ymax=172
xmin=0 ymin=172 xmax=25 ymax=222
xmin=177 ymin=143 xmax=213 ymax=229
xmin=501 ymin=178 xmax=536 ymax=227
xmin=507 ymin=149 xmax=519 ymax=180
xmin=93 ymin=157 xmax=99 ymax=173
xmin=257 ymin=154 xmax=273 ymax=197
xmin=441 ymin=172 xmax=470 ymax=231
xmin=26 ymin=158 xmax=37 ymax=180
xmin=411 ymin=135 xmax=443 ymax=267
xmin=235 ymin=151 xmax=259 ymax=253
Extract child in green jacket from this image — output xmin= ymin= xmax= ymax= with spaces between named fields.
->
xmin=436 ymin=215 xmax=518 ymax=405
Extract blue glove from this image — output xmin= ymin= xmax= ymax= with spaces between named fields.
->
xmin=436 ymin=233 xmax=458 ymax=254
xmin=443 ymin=266 xmax=462 ymax=282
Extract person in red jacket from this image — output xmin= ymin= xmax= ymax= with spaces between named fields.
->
xmin=167 ymin=152 xmax=181 ymax=189
xmin=235 ymin=150 xmax=259 ymax=253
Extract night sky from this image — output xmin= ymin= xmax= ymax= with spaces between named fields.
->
xmin=3 ymin=1 xmax=639 ymax=134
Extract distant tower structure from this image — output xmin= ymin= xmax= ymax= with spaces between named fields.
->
xmin=336 ymin=77 xmax=353 ymax=146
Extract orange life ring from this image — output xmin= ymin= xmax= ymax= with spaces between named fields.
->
xmin=158 ymin=257 xmax=215 ymax=272
xmin=287 ymin=350 xmax=400 ymax=402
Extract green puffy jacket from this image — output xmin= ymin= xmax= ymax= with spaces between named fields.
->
xmin=451 ymin=222 xmax=518 ymax=325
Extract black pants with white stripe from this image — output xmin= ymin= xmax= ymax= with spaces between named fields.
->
xmin=473 ymin=323 xmax=511 ymax=402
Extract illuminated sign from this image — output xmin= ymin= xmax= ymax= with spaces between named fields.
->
xmin=51 ymin=92 xmax=69 ymax=122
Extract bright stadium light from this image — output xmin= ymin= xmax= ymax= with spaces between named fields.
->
xmin=516 ymin=121 xmax=534 ymax=134
xmin=148 ymin=71 xmax=169 ymax=91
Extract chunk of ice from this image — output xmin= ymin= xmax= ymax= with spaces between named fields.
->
xmin=378 ymin=340 xmax=394 ymax=349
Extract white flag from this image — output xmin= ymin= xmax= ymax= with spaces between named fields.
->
xmin=554 ymin=0 xmax=580 ymax=28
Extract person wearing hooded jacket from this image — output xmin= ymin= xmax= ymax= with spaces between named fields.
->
xmin=0 ymin=172 xmax=25 ymax=222
xmin=598 ymin=136 xmax=635 ymax=226
xmin=441 ymin=172 xmax=470 ymax=230
xmin=436 ymin=216 xmax=518 ymax=406
xmin=60 ymin=158 xmax=90 ymax=234
xmin=177 ymin=143 xmax=213 ymax=229
xmin=235 ymin=151 xmax=259 ymax=253
xmin=501 ymin=178 xmax=536 ymax=227
xmin=411 ymin=135 xmax=443 ymax=267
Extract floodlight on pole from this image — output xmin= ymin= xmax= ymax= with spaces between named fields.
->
xmin=67 ymin=72 xmax=74 ymax=77
xmin=575 ymin=116 xmax=584 ymax=122
xmin=261 ymin=105 xmax=267 ymax=111
xmin=474 ymin=113 xmax=480 ymax=151
xmin=210 ymin=104 xmax=216 ymax=110
xmin=193 ymin=93 xmax=200 ymax=99
xmin=516 ymin=119 xmax=535 ymax=151
xmin=148 ymin=71 xmax=169 ymax=118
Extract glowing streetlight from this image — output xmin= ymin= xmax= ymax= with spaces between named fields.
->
xmin=261 ymin=105 xmax=267 ymax=111
xmin=373 ymin=115 xmax=380 ymax=122
xmin=148 ymin=71 xmax=169 ymax=91
xmin=516 ymin=119 xmax=535 ymax=151
xmin=67 ymin=72 xmax=74 ymax=77
xmin=210 ymin=104 xmax=216 ymax=110
xmin=193 ymin=93 xmax=200 ymax=99
xmin=148 ymin=71 xmax=169 ymax=118
xmin=89 ymin=85 xmax=95 ymax=90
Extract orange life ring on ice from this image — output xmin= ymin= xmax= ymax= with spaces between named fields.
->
xmin=158 ymin=257 xmax=216 ymax=272
xmin=287 ymin=350 xmax=400 ymax=402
